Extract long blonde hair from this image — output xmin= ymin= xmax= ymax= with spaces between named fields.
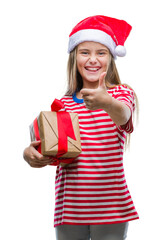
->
xmin=66 ymin=48 xmax=139 ymax=149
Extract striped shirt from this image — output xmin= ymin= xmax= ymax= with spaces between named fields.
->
xmin=54 ymin=85 xmax=139 ymax=227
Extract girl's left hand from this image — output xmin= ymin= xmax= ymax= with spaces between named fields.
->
xmin=80 ymin=72 xmax=112 ymax=110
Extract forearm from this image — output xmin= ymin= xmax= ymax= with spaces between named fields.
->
xmin=102 ymin=94 xmax=131 ymax=126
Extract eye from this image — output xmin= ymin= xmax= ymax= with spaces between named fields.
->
xmin=98 ymin=51 xmax=105 ymax=56
xmin=81 ymin=51 xmax=89 ymax=55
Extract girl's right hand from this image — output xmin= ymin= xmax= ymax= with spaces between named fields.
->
xmin=23 ymin=141 xmax=55 ymax=168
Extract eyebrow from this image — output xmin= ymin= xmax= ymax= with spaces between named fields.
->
xmin=78 ymin=48 xmax=109 ymax=52
xmin=78 ymin=48 xmax=89 ymax=51
xmin=97 ymin=49 xmax=109 ymax=52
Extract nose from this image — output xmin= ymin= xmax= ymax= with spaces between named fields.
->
xmin=89 ymin=54 xmax=97 ymax=64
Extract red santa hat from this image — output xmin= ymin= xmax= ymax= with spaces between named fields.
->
xmin=68 ymin=15 xmax=132 ymax=58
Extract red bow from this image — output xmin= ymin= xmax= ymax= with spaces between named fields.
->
xmin=33 ymin=99 xmax=76 ymax=166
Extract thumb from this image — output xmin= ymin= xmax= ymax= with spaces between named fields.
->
xmin=98 ymin=72 xmax=107 ymax=88
xmin=30 ymin=140 xmax=41 ymax=147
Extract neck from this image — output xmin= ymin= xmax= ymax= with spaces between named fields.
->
xmin=82 ymin=80 xmax=99 ymax=89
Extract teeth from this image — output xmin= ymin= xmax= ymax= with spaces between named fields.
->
xmin=86 ymin=68 xmax=99 ymax=71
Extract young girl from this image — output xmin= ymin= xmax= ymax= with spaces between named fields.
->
xmin=23 ymin=15 xmax=139 ymax=240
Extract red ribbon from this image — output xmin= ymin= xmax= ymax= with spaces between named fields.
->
xmin=51 ymin=99 xmax=76 ymax=158
xmin=33 ymin=117 xmax=41 ymax=154
xmin=33 ymin=99 xmax=76 ymax=166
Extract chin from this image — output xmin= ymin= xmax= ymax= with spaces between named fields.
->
xmin=86 ymin=76 xmax=100 ymax=82
xmin=84 ymin=77 xmax=98 ymax=82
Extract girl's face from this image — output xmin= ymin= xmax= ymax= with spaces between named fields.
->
xmin=76 ymin=41 xmax=110 ymax=88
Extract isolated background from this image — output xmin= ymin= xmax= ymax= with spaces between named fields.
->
xmin=0 ymin=0 xmax=161 ymax=239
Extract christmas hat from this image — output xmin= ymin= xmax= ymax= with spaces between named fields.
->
xmin=68 ymin=15 xmax=132 ymax=58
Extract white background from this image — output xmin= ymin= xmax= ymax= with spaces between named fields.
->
xmin=0 ymin=0 xmax=161 ymax=239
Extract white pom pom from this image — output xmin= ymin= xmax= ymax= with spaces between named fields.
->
xmin=115 ymin=45 xmax=126 ymax=57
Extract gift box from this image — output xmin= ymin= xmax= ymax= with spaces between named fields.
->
xmin=29 ymin=99 xmax=82 ymax=167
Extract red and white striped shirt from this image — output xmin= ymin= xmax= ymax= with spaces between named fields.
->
xmin=54 ymin=85 xmax=139 ymax=227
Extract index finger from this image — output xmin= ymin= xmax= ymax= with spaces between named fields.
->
xmin=80 ymin=88 xmax=93 ymax=96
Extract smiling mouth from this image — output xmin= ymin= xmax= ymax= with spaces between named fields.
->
xmin=85 ymin=67 xmax=101 ymax=72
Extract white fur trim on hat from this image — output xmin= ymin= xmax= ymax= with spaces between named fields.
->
xmin=68 ymin=29 xmax=117 ymax=58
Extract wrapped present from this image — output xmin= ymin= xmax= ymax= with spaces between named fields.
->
xmin=29 ymin=99 xmax=82 ymax=167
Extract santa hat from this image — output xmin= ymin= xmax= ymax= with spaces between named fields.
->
xmin=68 ymin=15 xmax=132 ymax=58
